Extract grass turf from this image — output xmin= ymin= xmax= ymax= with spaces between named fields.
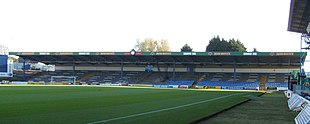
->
xmin=0 ymin=86 xmax=260 ymax=124
xmin=200 ymin=92 xmax=298 ymax=124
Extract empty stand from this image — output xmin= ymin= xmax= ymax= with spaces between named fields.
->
xmin=210 ymin=73 xmax=224 ymax=81
xmin=227 ymin=73 xmax=240 ymax=82
xmin=266 ymin=73 xmax=289 ymax=90
xmin=6 ymin=70 xmax=290 ymax=90
xmin=246 ymin=73 xmax=259 ymax=82
xmin=268 ymin=73 xmax=276 ymax=82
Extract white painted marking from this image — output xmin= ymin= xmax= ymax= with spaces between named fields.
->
xmin=88 ymin=93 xmax=246 ymax=124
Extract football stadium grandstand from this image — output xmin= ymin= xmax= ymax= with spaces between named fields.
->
xmin=0 ymin=0 xmax=309 ymax=123
xmin=1 ymin=51 xmax=305 ymax=91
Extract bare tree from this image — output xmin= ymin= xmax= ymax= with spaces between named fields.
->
xmin=0 ymin=44 xmax=9 ymax=55
xmin=135 ymin=38 xmax=170 ymax=52
xmin=156 ymin=39 xmax=170 ymax=52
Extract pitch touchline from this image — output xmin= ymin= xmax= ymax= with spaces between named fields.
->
xmin=87 ymin=93 xmax=245 ymax=124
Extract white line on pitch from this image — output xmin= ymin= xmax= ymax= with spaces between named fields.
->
xmin=87 ymin=93 xmax=246 ymax=124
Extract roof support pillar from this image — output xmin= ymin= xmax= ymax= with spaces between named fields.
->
xmin=120 ymin=59 xmax=124 ymax=80
xmin=156 ymin=58 xmax=160 ymax=73
xmin=72 ymin=58 xmax=76 ymax=80
xmin=300 ymin=34 xmax=303 ymax=85
xmin=173 ymin=60 xmax=176 ymax=81
xmin=234 ymin=57 xmax=237 ymax=82
xmin=22 ymin=58 xmax=26 ymax=81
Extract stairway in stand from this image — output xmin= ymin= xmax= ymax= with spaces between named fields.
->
xmin=259 ymin=74 xmax=267 ymax=90
xmin=191 ymin=74 xmax=207 ymax=88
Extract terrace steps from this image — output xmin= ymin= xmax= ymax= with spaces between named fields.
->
xmin=136 ymin=73 xmax=152 ymax=83
xmin=77 ymin=72 xmax=97 ymax=83
xmin=191 ymin=74 xmax=207 ymax=88
xmin=259 ymin=75 xmax=267 ymax=90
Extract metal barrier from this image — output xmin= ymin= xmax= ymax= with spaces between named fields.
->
xmin=288 ymin=94 xmax=305 ymax=111
xmin=295 ymin=104 xmax=310 ymax=124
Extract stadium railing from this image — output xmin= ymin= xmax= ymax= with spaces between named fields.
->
xmin=295 ymin=104 xmax=310 ymax=124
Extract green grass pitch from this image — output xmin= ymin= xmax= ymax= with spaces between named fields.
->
xmin=0 ymin=86 xmax=260 ymax=124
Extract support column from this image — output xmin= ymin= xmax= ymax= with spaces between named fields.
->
xmin=156 ymin=58 xmax=160 ymax=72
xmin=298 ymin=34 xmax=303 ymax=80
xmin=120 ymin=59 xmax=124 ymax=80
xmin=234 ymin=58 xmax=237 ymax=82
xmin=300 ymin=34 xmax=303 ymax=85
xmin=173 ymin=61 xmax=176 ymax=81
xmin=22 ymin=58 xmax=26 ymax=81
xmin=72 ymin=59 xmax=76 ymax=77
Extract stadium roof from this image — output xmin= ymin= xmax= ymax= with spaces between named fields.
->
xmin=9 ymin=52 xmax=306 ymax=66
xmin=288 ymin=0 xmax=310 ymax=33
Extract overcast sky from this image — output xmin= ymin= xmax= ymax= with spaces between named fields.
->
xmin=0 ymin=0 xmax=303 ymax=52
